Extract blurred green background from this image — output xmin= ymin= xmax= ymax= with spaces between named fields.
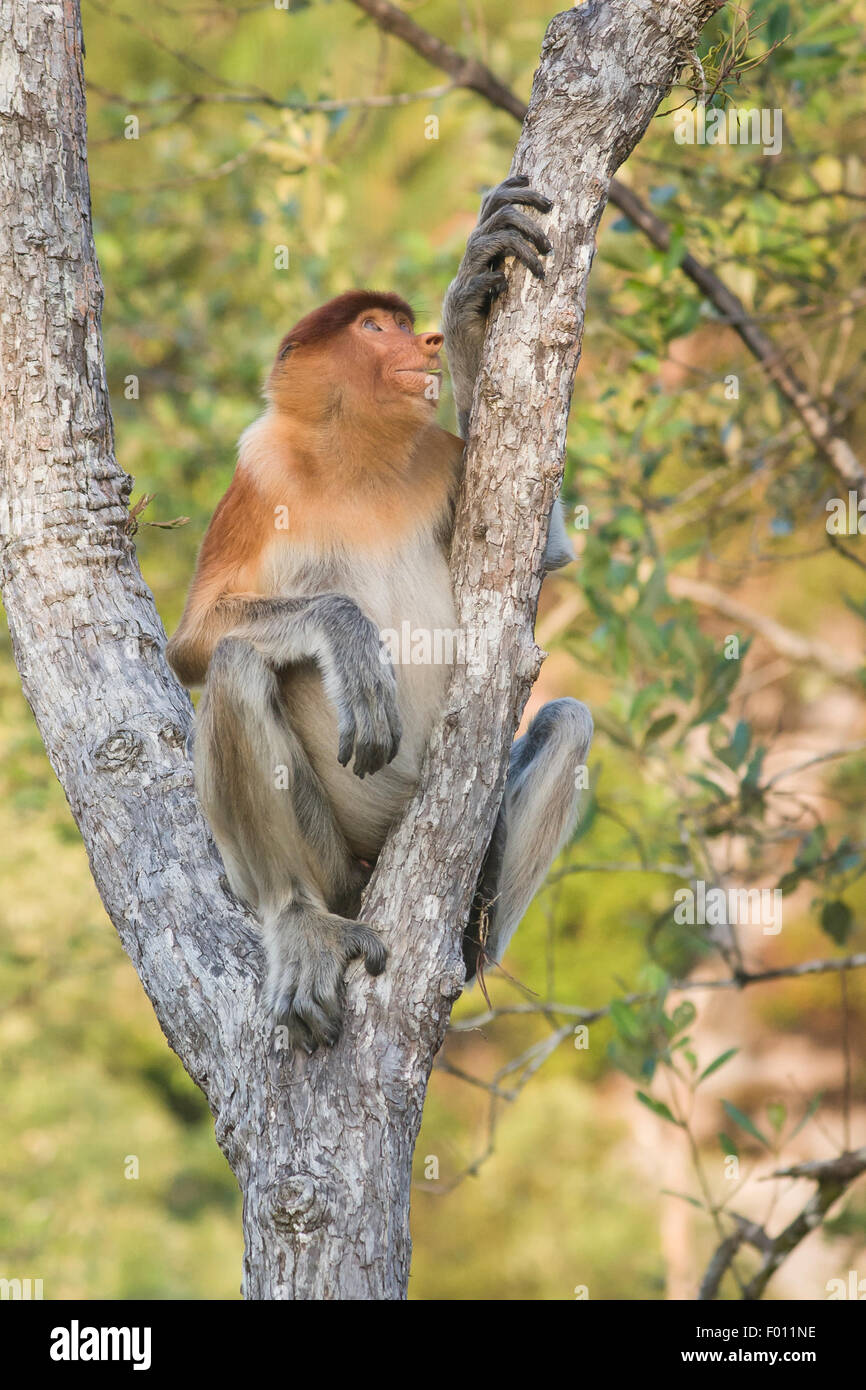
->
xmin=1 ymin=0 xmax=865 ymax=1300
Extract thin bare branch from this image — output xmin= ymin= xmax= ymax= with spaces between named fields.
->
xmin=668 ymin=575 xmax=863 ymax=682
xmin=453 ymin=952 xmax=866 ymax=1032
xmin=348 ymin=0 xmax=866 ymax=503
xmin=741 ymin=1148 xmax=866 ymax=1300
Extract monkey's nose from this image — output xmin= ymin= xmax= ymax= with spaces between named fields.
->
xmin=420 ymin=331 xmax=444 ymax=351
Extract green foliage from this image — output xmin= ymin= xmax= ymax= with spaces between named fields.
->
xmin=1 ymin=0 xmax=865 ymax=1300
xmin=722 ymin=1100 xmax=771 ymax=1149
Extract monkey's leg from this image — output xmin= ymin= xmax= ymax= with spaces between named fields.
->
xmin=195 ymin=635 xmax=383 ymax=1051
xmin=463 ymin=698 xmax=593 ymax=984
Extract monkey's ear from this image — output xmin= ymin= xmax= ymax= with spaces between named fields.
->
xmin=277 ymin=338 xmax=297 ymax=362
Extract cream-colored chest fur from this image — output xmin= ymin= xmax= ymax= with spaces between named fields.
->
xmin=257 ymin=528 xmax=456 ymax=645
xmin=259 ymin=528 xmax=457 ymax=858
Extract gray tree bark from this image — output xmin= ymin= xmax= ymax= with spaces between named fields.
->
xmin=0 ymin=0 xmax=719 ymax=1299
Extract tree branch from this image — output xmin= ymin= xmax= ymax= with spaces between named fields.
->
xmin=349 ymin=0 xmax=866 ymax=502
xmin=0 ymin=0 xmax=720 ymax=1299
xmin=453 ymin=952 xmax=866 ymax=1031
xmin=667 ymin=575 xmax=864 ymax=682
xmin=536 ymin=577 xmax=864 ymax=684
xmin=698 ymin=1148 xmax=866 ymax=1300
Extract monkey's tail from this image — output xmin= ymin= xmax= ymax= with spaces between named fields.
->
xmin=464 ymin=698 xmax=593 ymax=983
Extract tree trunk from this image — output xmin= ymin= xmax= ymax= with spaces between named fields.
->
xmin=0 ymin=0 xmax=719 ymax=1299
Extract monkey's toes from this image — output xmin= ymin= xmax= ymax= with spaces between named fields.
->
xmin=271 ymin=989 xmax=319 ymax=1054
xmin=273 ymin=985 xmax=343 ymax=1051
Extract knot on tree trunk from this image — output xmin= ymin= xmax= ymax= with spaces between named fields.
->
xmin=268 ymin=1171 xmax=329 ymax=1234
xmin=92 ymin=727 xmax=143 ymax=771
xmin=158 ymin=720 xmax=187 ymax=751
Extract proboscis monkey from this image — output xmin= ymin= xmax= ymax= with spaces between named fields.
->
xmin=168 ymin=176 xmax=593 ymax=1050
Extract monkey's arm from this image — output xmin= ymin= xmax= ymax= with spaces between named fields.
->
xmin=439 ymin=177 xmax=575 ymax=569
xmin=442 ymin=174 xmax=552 ymax=439
xmin=172 ymin=593 xmax=401 ymax=779
xmin=442 ymin=175 xmax=573 ymax=573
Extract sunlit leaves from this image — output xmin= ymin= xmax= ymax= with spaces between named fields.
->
xmin=722 ymin=1100 xmax=770 ymax=1148
xmin=699 ymin=1047 xmax=739 ymax=1083
xmin=820 ymin=899 xmax=853 ymax=945
xmin=636 ymin=1091 xmax=681 ymax=1126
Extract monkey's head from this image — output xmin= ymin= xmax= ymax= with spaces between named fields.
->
xmin=266 ymin=291 xmax=443 ymax=427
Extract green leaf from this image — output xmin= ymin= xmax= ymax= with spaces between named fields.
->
xmin=639 ymin=963 xmax=669 ymax=993
xmin=612 ymin=507 xmax=645 ymax=541
xmin=717 ymin=720 xmax=750 ymax=771
xmin=789 ymin=1093 xmax=823 ymax=1142
xmin=660 ymin=1188 xmax=704 ymax=1210
xmin=795 ymin=825 xmax=827 ymax=870
xmin=722 ymin=1101 xmax=769 ymax=1148
xmin=691 ymin=650 xmax=748 ymax=726
xmin=820 ymin=900 xmax=853 ymax=945
xmin=718 ymin=1132 xmax=739 ymax=1159
xmin=671 ymin=1001 xmax=697 ymax=1034
xmin=664 ymin=297 xmax=701 ymax=341
xmin=689 ymin=773 xmax=729 ymax=802
xmin=767 ymin=1102 xmax=787 ymax=1134
xmin=767 ymin=3 xmax=791 ymax=47
xmin=636 ymin=1091 xmax=680 ymax=1125
xmin=644 ymin=713 xmax=677 ymax=747
xmin=699 ymin=1047 xmax=739 ymax=1083
xmin=742 ymin=745 xmax=765 ymax=788
xmin=663 ymin=233 xmax=686 ymax=273
xmin=610 ymin=1000 xmax=643 ymax=1041
xmin=777 ymin=869 xmax=804 ymax=896
xmin=630 ymin=680 xmax=666 ymax=724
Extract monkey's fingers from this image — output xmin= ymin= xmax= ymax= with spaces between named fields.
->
xmin=348 ymin=683 xmax=402 ymax=778
xmin=479 ymin=177 xmax=553 ymax=223
xmin=479 ymin=206 xmax=552 ymax=256
xmin=447 ymin=270 xmax=508 ymax=320
xmin=337 ymin=709 xmax=357 ymax=768
xmin=381 ymin=695 xmax=402 ymax=766
xmin=344 ymin=923 xmax=388 ymax=977
xmin=351 ymin=719 xmax=390 ymax=779
xmin=463 ymin=226 xmax=549 ymax=282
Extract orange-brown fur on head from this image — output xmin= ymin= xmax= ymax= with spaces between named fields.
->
xmin=265 ymin=291 xmax=443 ymax=436
xmin=166 ymin=292 xmax=464 ymax=687
xmin=272 ymin=290 xmax=416 ymax=358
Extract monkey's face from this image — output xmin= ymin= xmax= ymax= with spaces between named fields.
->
xmin=265 ymin=300 xmax=443 ymax=426
xmin=346 ymin=307 xmax=443 ymax=413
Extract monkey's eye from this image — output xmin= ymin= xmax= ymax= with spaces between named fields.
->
xmin=398 ymin=320 xmax=411 ymax=334
xmin=362 ymin=318 xmax=383 ymax=332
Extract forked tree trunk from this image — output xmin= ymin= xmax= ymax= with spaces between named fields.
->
xmin=0 ymin=0 xmax=720 ymax=1298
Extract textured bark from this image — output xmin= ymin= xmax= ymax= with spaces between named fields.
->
xmin=0 ymin=0 xmax=718 ymax=1299
xmin=352 ymin=0 xmax=866 ymax=502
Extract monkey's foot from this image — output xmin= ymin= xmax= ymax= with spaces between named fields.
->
xmin=264 ymin=907 xmax=386 ymax=1053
